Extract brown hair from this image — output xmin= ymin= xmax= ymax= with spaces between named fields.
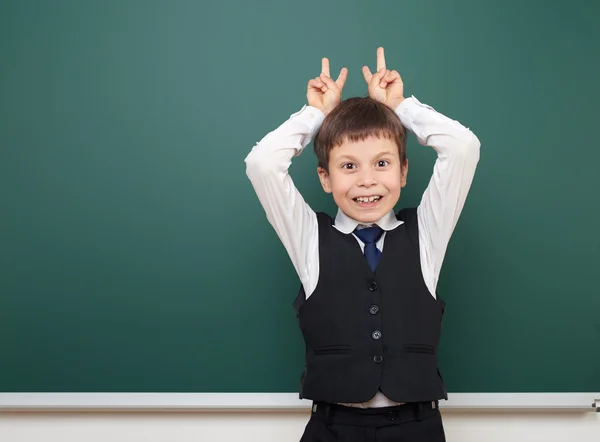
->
xmin=314 ymin=97 xmax=407 ymax=171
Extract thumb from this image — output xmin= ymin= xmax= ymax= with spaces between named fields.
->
xmin=320 ymin=73 xmax=338 ymax=90
xmin=370 ymin=68 xmax=387 ymax=88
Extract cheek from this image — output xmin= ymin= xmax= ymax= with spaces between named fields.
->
xmin=383 ymin=173 xmax=402 ymax=191
xmin=329 ymin=174 xmax=353 ymax=195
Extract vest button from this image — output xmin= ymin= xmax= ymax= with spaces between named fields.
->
xmin=372 ymin=330 xmax=382 ymax=340
xmin=369 ymin=305 xmax=379 ymax=315
xmin=367 ymin=280 xmax=378 ymax=291
xmin=373 ymin=355 xmax=383 ymax=364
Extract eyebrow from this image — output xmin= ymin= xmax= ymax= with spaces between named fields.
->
xmin=336 ymin=151 xmax=396 ymax=161
xmin=375 ymin=151 xmax=396 ymax=157
xmin=336 ymin=154 xmax=359 ymax=162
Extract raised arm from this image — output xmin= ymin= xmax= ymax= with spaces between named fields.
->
xmin=363 ymin=47 xmax=480 ymax=296
xmin=245 ymin=58 xmax=348 ymax=295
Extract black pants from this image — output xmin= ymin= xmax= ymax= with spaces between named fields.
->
xmin=299 ymin=401 xmax=446 ymax=442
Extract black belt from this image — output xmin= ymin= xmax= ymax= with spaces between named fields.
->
xmin=311 ymin=400 xmax=439 ymax=426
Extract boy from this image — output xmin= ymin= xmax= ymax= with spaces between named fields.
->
xmin=245 ymin=47 xmax=480 ymax=441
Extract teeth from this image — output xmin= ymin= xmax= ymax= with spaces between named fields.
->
xmin=355 ymin=196 xmax=381 ymax=203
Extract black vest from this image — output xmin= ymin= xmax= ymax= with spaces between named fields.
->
xmin=293 ymin=208 xmax=448 ymax=404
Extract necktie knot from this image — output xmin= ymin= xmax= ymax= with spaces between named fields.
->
xmin=354 ymin=226 xmax=384 ymax=245
xmin=354 ymin=226 xmax=384 ymax=272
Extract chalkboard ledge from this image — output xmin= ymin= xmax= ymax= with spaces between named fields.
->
xmin=1 ymin=393 xmax=598 ymax=412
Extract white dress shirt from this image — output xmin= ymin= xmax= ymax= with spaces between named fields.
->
xmin=245 ymin=96 xmax=480 ymax=408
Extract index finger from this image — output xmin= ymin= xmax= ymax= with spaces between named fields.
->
xmin=321 ymin=57 xmax=330 ymax=77
xmin=376 ymin=47 xmax=386 ymax=71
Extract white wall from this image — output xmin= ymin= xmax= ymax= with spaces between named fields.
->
xmin=1 ymin=411 xmax=598 ymax=442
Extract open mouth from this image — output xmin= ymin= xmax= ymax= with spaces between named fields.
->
xmin=352 ymin=195 xmax=382 ymax=205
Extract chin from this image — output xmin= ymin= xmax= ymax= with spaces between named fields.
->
xmin=356 ymin=213 xmax=385 ymax=224
xmin=347 ymin=209 xmax=388 ymax=224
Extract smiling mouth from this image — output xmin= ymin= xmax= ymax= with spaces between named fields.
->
xmin=353 ymin=195 xmax=382 ymax=204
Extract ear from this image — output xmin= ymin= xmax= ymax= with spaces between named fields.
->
xmin=317 ymin=167 xmax=332 ymax=193
xmin=400 ymin=159 xmax=409 ymax=188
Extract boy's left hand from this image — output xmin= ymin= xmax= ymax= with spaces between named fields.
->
xmin=362 ymin=47 xmax=405 ymax=109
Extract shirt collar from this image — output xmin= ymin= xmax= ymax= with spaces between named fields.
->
xmin=333 ymin=208 xmax=404 ymax=234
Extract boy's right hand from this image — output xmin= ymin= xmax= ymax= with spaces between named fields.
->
xmin=307 ymin=58 xmax=348 ymax=116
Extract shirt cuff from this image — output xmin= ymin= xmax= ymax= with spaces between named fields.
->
xmin=395 ymin=96 xmax=429 ymax=130
xmin=293 ymin=105 xmax=326 ymax=137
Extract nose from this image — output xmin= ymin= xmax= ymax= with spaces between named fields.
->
xmin=357 ymin=169 xmax=377 ymax=187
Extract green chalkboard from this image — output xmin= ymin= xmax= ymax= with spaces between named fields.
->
xmin=1 ymin=0 xmax=599 ymax=393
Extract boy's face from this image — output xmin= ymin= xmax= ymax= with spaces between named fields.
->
xmin=318 ymin=136 xmax=408 ymax=224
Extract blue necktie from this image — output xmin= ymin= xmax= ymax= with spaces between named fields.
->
xmin=354 ymin=226 xmax=384 ymax=272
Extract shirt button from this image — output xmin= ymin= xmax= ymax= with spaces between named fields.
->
xmin=372 ymin=330 xmax=382 ymax=340
xmin=373 ymin=355 xmax=383 ymax=364
xmin=369 ymin=305 xmax=379 ymax=315
xmin=367 ymin=280 xmax=378 ymax=291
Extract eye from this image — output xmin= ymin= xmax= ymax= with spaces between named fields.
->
xmin=342 ymin=163 xmax=356 ymax=170
xmin=376 ymin=160 xmax=389 ymax=167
